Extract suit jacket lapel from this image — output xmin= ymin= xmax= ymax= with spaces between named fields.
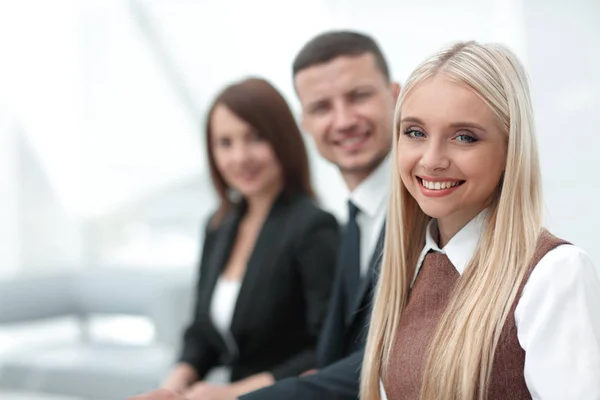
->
xmin=346 ymin=223 xmax=386 ymax=326
xmin=197 ymin=207 xmax=244 ymax=356
xmin=230 ymin=196 xmax=287 ymax=343
xmin=199 ymin=209 xmax=244 ymax=304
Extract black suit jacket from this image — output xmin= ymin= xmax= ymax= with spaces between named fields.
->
xmin=179 ymin=194 xmax=339 ymax=382
xmin=316 ymin=226 xmax=384 ymax=368
xmin=240 ymin=225 xmax=385 ymax=400
xmin=242 ymin=349 xmax=365 ymax=400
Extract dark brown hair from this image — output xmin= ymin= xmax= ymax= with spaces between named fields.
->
xmin=293 ymin=30 xmax=390 ymax=81
xmin=205 ymin=77 xmax=314 ymax=226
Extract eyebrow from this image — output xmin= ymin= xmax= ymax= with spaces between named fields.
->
xmin=400 ymin=116 xmax=488 ymax=132
xmin=350 ymin=84 xmax=377 ymax=92
xmin=306 ymin=84 xmax=377 ymax=107
xmin=400 ymin=116 xmax=425 ymax=125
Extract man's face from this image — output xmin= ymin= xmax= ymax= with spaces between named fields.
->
xmin=295 ymin=53 xmax=398 ymax=188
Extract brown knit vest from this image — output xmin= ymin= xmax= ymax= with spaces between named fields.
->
xmin=382 ymin=230 xmax=569 ymax=400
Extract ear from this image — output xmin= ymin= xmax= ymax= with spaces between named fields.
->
xmin=299 ymin=111 xmax=316 ymax=140
xmin=390 ymin=81 xmax=401 ymax=99
xmin=300 ymin=111 xmax=308 ymax=133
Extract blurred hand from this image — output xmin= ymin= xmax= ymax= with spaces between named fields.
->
xmin=300 ymin=368 xmax=318 ymax=377
xmin=160 ymin=363 xmax=198 ymax=395
xmin=159 ymin=384 xmax=186 ymax=396
xmin=185 ymin=382 xmax=238 ymax=400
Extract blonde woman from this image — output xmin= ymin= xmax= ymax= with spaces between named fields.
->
xmin=361 ymin=41 xmax=600 ymax=400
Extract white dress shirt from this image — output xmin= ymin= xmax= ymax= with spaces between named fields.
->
xmin=348 ymin=155 xmax=390 ymax=277
xmin=210 ymin=277 xmax=241 ymax=337
xmin=206 ymin=277 xmax=242 ymax=383
xmin=381 ymin=211 xmax=600 ymax=400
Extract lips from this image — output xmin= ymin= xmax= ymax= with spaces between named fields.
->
xmin=234 ymin=167 xmax=261 ymax=182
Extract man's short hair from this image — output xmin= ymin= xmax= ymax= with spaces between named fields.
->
xmin=292 ymin=30 xmax=390 ymax=81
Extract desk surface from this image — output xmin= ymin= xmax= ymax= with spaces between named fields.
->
xmin=0 ymin=390 xmax=83 ymax=400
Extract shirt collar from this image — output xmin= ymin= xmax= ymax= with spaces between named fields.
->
xmin=348 ymin=155 xmax=391 ymax=218
xmin=413 ymin=209 xmax=488 ymax=284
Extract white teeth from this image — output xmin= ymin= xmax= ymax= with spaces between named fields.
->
xmin=422 ymin=179 xmax=461 ymax=190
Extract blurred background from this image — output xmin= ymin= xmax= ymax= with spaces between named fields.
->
xmin=0 ymin=0 xmax=598 ymax=399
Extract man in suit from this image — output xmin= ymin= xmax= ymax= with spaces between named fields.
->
xmin=130 ymin=30 xmax=399 ymax=400
xmin=237 ymin=30 xmax=399 ymax=400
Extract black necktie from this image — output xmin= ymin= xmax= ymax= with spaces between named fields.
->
xmin=342 ymin=200 xmax=361 ymax=321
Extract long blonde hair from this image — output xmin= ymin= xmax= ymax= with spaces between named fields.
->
xmin=361 ymin=41 xmax=543 ymax=400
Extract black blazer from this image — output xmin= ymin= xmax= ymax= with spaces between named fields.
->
xmin=179 ymin=193 xmax=339 ymax=382
xmin=239 ymin=226 xmax=385 ymax=400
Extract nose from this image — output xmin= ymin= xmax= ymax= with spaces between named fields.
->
xmin=419 ymin=141 xmax=450 ymax=172
xmin=230 ymin=141 xmax=250 ymax=164
xmin=332 ymin=101 xmax=358 ymax=133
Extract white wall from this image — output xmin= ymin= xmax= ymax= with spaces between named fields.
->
xmin=523 ymin=0 xmax=600 ymax=264
xmin=17 ymin=130 xmax=85 ymax=271
xmin=0 ymin=0 xmax=86 ymax=215
xmin=0 ymin=111 xmax=84 ymax=276
xmin=0 ymin=0 xmax=86 ymax=274
xmin=81 ymin=0 xmax=206 ymax=218
xmin=0 ymin=112 xmax=20 ymax=278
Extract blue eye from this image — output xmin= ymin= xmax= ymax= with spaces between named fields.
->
xmin=455 ymin=133 xmax=478 ymax=143
xmin=403 ymin=128 xmax=425 ymax=139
